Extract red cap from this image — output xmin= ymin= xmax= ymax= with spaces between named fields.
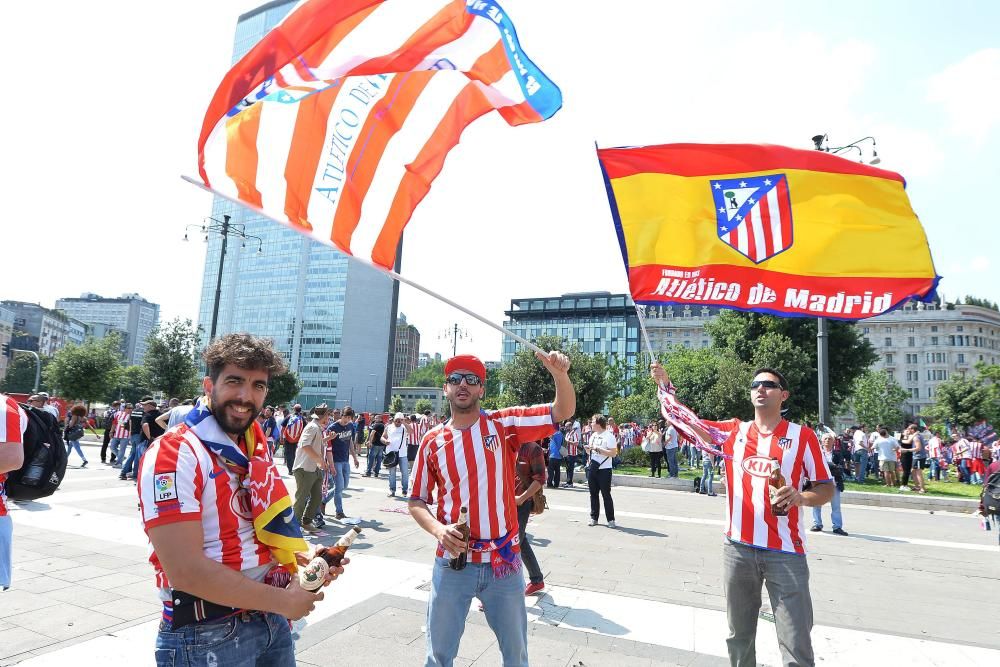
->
xmin=444 ymin=354 xmax=487 ymax=383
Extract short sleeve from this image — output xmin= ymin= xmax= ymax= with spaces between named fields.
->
xmin=1 ymin=397 xmax=27 ymax=443
xmin=492 ymin=405 xmax=557 ymax=446
xmin=138 ymin=433 xmax=204 ymax=529
xmin=409 ymin=430 xmax=438 ymax=504
xmin=801 ymin=428 xmax=833 ymax=485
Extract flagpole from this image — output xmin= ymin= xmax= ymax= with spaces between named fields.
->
xmin=180 ymin=175 xmax=546 ymax=356
xmin=633 ymin=303 xmax=655 ymax=359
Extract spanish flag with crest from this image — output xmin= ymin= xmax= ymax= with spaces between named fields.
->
xmin=596 ymin=143 xmax=939 ymax=319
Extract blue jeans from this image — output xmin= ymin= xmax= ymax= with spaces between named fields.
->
xmin=426 ymin=556 xmax=527 ymax=667
xmin=811 ymin=486 xmax=843 ymax=530
xmin=109 ymin=437 xmax=128 ymax=464
xmin=66 ymin=437 xmax=88 ymax=463
xmin=665 ymin=448 xmax=679 ymax=477
xmin=121 ymin=434 xmax=146 ymax=478
xmin=853 ymin=450 xmax=868 ymax=482
xmin=959 ymin=459 xmax=971 ymax=483
xmin=0 ymin=515 xmax=12 ymax=589
xmin=366 ymin=445 xmax=384 ymax=476
xmin=154 ymin=611 xmax=294 ymax=667
xmin=389 ymin=456 xmax=409 ymax=495
xmin=325 ymin=461 xmax=350 ymax=514
xmin=700 ymin=459 xmax=715 ymax=494
xmin=928 ymin=457 xmax=940 ymax=481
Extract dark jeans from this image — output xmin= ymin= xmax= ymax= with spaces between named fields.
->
xmin=900 ymin=452 xmax=913 ymax=486
xmin=959 ymin=459 xmax=971 ymax=483
xmin=565 ymin=455 xmax=577 ymax=486
xmin=665 ymin=448 xmax=679 ymax=477
xmin=546 ymin=457 xmax=561 ymax=487
xmin=282 ymin=442 xmax=297 ymax=474
xmin=516 ymin=499 xmax=543 ymax=584
xmin=367 ymin=445 xmax=384 ymax=476
xmin=650 ymin=451 xmax=663 ymax=476
xmin=101 ymin=428 xmax=112 ymax=462
xmin=588 ymin=467 xmax=614 ymax=521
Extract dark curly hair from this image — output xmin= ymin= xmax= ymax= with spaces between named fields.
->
xmin=202 ymin=333 xmax=287 ymax=381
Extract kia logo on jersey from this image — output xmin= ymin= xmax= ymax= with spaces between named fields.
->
xmin=741 ymin=455 xmax=774 ymax=478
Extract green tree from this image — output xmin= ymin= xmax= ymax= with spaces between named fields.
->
xmin=44 ymin=335 xmax=123 ymax=403
xmin=608 ymin=391 xmax=659 ymax=425
xmin=144 ymin=318 xmax=202 ymax=398
xmin=662 ymin=345 xmax=754 ymax=421
xmin=389 ymin=395 xmax=404 ymax=414
xmin=498 ymin=335 xmax=613 ymax=419
xmin=927 ymin=373 xmax=996 ymax=429
xmin=962 ymin=295 xmax=999 ymax=311
xmin=414 ymin=398 xmax=433 ymax=414
xmin=704 ymin=311 xmax=876 ymax=420
xmin=404 ymin=360 xmax=445 ymax=388
xmin=267 ymin=369 xmax=303 ymax=407
xmin=849 ymin=369 xmax=909 ymax=428
xmin=0 ymin=354 xmax=50 ymax=394
xmin=110 ymin=365 xmax=154 ymax=404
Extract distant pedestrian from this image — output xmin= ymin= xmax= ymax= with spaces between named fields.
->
xmin=700 ymin=451 xmax=717 ymax=496
xmin=874 ymin=428 xmax=900 ymax=487
xmin=292 ymin=404 xmax=329 ymax=533
xmin=811 ymin=434 xmax=848 ymax=535
xmin=325 ymin=406 xmax=359 ymax=518
xmin=546 ymin=424 xmax=563 ymax=488
xmin=563 ymin=419 xmax=580 ymax=487
xmin=585 ymin=415 xmax=618 ymax=528
xmin=643 ymin=422 xmax=664 ymax=477
xmin=515 ymin=439 xmax=547 ymax=596
xmin=664 ymin=422 xmax=680 ymax=478
xmin=281 ymin=404 xmax=305 ymax=475
xmin=383 ymin=412 xmax=409 ymax=498
xmin=100 ymin=401 xmax=119 ymax=463
xmin=852 ymin=425 xmax=870 ymax=482
xmin=64 ymin=404 xmax=89 ymax=468
xmin=364 ymin=415 xmax=385 ymax=477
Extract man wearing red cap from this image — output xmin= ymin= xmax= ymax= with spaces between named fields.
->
xmin=409 ymin=351 xmax=574 ymax=667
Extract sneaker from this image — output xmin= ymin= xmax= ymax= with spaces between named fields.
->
xmin=832 ymin=528 xmax=849 ymax=536
xmin=588 ymin=518 xmax=597 ymax=527
xmin=118 ymin=475 xmax=127 ymax=481
xmin=81 ymin=461 xmax=88 ymax=468
xmin=388 ymin=492 xmax=396 ymax=497
xmin=301 ymin=524 xmax=318 ymax=534
xmin=335 ymin=512 xmax=346 ymax=520
xmin=363 ymin=473 xmax=371 ymax=477
xmin=810 ymin=525 xmax=822 ymax=532
xmin=607 ymin=520 xmax=617 ymax=529
xmin=524 ymin=582 xmax=545 ymax=596
xmin=899 ymin=485 xmax=911 ymax=492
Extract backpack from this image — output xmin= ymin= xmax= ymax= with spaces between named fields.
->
xmin=5 ymin=404 xmax=68 ymax=501
xmin=983 ymin=471 xmax=1000 ymax=515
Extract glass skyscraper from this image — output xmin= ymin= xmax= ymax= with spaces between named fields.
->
xmin=196 ymin=1 xmax=397 ymax=411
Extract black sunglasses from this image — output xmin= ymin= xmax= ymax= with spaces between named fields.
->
xmin=446 ymin=372 xmax=482 ymax=386
xmin=750 ymin=380 xmax=782 ymax=390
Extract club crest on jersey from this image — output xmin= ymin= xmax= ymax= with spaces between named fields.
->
xmin=778 ymin=437 xmax=793 ymax=449
xmin=711 ymin=174 xmax=793 ymax=264
xmin=740 ymin=455 xmax=773 ymax=478
xmin=483 ymin=435 xmax=499 ymax=452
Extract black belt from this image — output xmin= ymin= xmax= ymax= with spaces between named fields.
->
xmin=167 ymin=590 xmax=263 ymax=630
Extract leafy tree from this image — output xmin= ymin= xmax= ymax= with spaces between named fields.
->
xmin=414 ymin=398 xmax=433 ymax=414
xmin=389 ymin=395 xmax=404 ymax=414
xmin=705 ymin=311 xmax=876 ymax=420
xmin=662 ymin=345 xmax=754 ymax=421
xmin=110 ymin=365 xmax=154 ymax=404
xmin=927 ymin=373 xmax=996 ymax=429
xmin=608 ymin=391 xmax=658 ymax=425
xmin=849 ymin=369 xmax=909 ymax=429
xmin=0 ymin=354 xmax=50 ymax=394
xmin=267 ymin=369 xmax=303 ymax=407
xmin=962 ymin=295 xmax=999 ymax=311
xmin=44 ymin=335 xmax=123 ymax=403
xmin=145 ymin=318 xmax=202 ymax=398
xmin=404 ymin=360 xmax=445 ymax=388
xmin=498 ymin=335 xmax=613 ymax=419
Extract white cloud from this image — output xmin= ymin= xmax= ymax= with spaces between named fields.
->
xmin=927 ymin=48 xmax=1000 ymax=140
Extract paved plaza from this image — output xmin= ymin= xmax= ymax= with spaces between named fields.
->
xmin=2 ymin=438 xmax=998 ymax=666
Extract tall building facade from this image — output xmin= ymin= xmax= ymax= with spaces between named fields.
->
xmin=392 ymin=315 xmax=421 ymax=388
xmin=0 ymin=306 xmax=14 ymax=380
xmin=2 ymin=301 xmax=71 ymax=357
xmin=195 ymin=1 xmax=397 ymax=411
xmin=55 ymin=293 xmax=160 ymax=364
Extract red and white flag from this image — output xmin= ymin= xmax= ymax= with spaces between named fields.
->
xmin=197 ymin=0 xmax=561 ymax=269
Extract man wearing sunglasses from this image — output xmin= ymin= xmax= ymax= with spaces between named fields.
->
xmin=409 ymin=351 xmax=574 ymax=667
xmin=651 ymin=363 xmax=833 ymax=667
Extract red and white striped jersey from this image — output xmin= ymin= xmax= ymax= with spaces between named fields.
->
xmin=710 ymin=418 xmax=831 ymax=555
xmin=137 ymin=425 xmax=272 ymax=588
xmin=410 ymin=405 xmax=556 ymax=563
xmin=111 ymin=410 xmax=130 ymax=439
xmin=564 ymin=426 xmax=580 ymax=456
xmin=414 ymin=416 xmax=431 ymax=444
xmin=969 ymin=441 xmax=983 ymax=459
xmin=1 ymin=394 xmax=28 ymax=517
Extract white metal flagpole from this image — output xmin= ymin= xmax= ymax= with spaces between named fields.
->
xmin=633 ymin=303 xmax=655 ymax=359
xmin=180 ymin=175 xmax=546 ymax=356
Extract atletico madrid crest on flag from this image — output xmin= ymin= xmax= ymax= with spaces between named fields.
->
xmin=711 ymin=174 xmax=793 ymax=264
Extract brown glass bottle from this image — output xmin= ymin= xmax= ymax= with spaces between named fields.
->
xmin=449 ymin=507 xmax=470 ymax=570
xmin=299 ymin=526 xmax=362 ymax=591
xmin=768 ymin=458 xmax=788 ymax=516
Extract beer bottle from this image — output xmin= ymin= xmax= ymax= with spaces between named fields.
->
xmin=449 ymin=506 xmax=470 ymax=570
xmin=299 ymin=526 xmax=362 ymax=591
xmin=768 ymin=457 xmax=788 ymax=517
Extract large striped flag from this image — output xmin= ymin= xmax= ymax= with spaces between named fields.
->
xmin=197 ymin=0 xmax=561 ymax=269
xmin=597 ymin=143 xmax=940 ymax=320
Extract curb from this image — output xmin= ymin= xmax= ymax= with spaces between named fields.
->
xmin=611 ymin=472 xmax=980 ymax=513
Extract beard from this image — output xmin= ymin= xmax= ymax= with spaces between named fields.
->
xmin=210 ymin=389 xmax=260 ymax=435
xmin=447 ymin=389 xmax=481 ymax=413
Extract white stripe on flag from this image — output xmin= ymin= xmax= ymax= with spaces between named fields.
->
xmin=767 ymin=187 xmax=783 ymax=252
xmin=254 ymin=103 xmax=301 ymax=211
xmin=750 ymin=205 xmax=767 ymax=261
xmin=736 ymin=216 xmax=749 ymax=256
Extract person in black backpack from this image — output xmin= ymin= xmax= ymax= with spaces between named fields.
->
xmin=1 ymin=394 xmax=28 ymax=591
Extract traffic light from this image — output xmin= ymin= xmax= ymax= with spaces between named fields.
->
xmin=1 ymin=343 xmax=9 ymax=359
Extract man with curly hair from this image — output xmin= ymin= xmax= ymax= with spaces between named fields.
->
xmin=138 ymin=334 xmax=345 ymax=666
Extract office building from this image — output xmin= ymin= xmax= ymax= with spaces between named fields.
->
xmin=0 ymin=306 xmax=13 ymax=380
xmin=418 ymin=352 xmax=442 ymax=368
xmin=2 ymin=301 xmax=70 ymax=357
xmin=55 ymin=293 xmax=160 ymax=364
xmin=391 ymin=386 xmax=446 ymax=414
xmin=393 ymin=315 xmax=421 ymax=388
xmin=642 ymin=304 xmax=726 ymax=351
xmin=195 ymin=0 xmax=397 ymax=411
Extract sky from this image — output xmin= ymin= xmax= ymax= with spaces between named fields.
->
xmin=3 ymin=0 xmax=999 ymax=363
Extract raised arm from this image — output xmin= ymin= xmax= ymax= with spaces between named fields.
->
xmin=535 ymin=350 xmax=574 ymax=422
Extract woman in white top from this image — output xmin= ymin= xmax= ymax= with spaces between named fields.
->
xmin=643 ymin=422 xmax=664 ymax=478
xmin=585 ymin=414 xmax=619 ymax=527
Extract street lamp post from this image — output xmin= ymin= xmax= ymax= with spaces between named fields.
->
xmin=184 ymin=215 xmax=264 ymax=342
xmin=810 ymin=134 xmax=880 ymax=427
